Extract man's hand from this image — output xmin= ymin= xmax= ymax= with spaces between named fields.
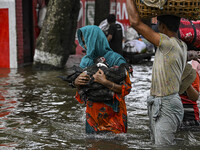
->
xmin=187 ymin=50 xmax=200 ymax=63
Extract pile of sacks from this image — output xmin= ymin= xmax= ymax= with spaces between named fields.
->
xmin=123 ymin=27 xmax=155 ymax=53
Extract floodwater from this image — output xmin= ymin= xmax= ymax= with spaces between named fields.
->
xmin=1 ymin=56 xmax=200 ymax=150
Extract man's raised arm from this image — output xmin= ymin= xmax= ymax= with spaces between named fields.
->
xmin=126 ymin=0 xmax=160 ymax=46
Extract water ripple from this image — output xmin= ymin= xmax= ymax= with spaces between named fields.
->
xmin=0 ymin=63 xmax=200 ymax=149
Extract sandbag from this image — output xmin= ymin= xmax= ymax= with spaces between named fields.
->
xmin=124 ymin=40 xmax=147 ymax=53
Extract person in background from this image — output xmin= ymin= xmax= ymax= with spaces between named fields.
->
xmin=99 ymin=16 xmax=125 ymax=40
xmin=188 ymin=51 xmax=200 ymax=90
xmin=37 ymin=0 xmax=49 ymax=29
xmin=179 ymin=63 xmax=200 ymax=128
xmin=127 ymin=0 xmax=187 ymax=145
xmin=74 ymin=25 xmax=132 ymax=134
xmin=34 ymin=0 xmax=49 ymax=38
xmin=191 ymin=60 xmax=200 ymax=90
xmin=106 ymin=14 xmax=123 ymax=56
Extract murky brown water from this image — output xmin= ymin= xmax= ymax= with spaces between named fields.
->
xmin=1 ymin=58 xmax=200 ymax=150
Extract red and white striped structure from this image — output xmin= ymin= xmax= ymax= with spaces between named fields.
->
xmin=0 ymin=0 xmax=44 ymax=69
xmin=0 ymin=0 xmax=17 ymax=68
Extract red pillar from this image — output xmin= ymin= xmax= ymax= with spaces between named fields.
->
xmin=0 ymin=9 xmax=9 ymax=68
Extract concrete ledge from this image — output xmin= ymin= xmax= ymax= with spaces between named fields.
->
xmin=65 ymin=54 xmax=83 ymax=68
xmin=34 ymin=49 xmax=62 ymax=67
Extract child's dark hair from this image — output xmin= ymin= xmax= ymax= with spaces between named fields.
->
xmin=107 ymin=14 xmax=116 ymax=24
xmin=157 ymin=15 xmax=181 ymax=32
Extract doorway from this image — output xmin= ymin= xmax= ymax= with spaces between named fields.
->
xmin=22 ymin=0 xmax=34 ymax=64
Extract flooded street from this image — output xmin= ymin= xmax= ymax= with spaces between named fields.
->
xmin=1 ymin=57 xmax=200 ymax=150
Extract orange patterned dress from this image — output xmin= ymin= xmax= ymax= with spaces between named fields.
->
xmin=75 ymin=72 xmax=132 ymax=134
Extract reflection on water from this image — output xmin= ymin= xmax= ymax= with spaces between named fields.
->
xmin=0 ymin=61 xmax=200 ymax=149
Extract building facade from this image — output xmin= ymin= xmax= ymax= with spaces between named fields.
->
xmin=0 ymin=0 xmax=129 ymax=68
xmin=0 ymin=0 xmax=46 ymax=68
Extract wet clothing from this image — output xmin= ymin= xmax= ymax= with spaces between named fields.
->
xmin=149 ymin=33 xmax=187 ymax=145
xmin=179 ymin=63 xmax=196 ymax=95
xmin=147 ymin=94 xmax=184 ymax=145
xmin=107 ymin=23 xmax=123 ymax=55
xmin=180 ymin=72 xmax=200 ymax=127
xmin=76 ymin=72 xmax=131 ymax=133
xmin=76 ymin=25 xmax=131 ymax=134
xmin=151 ymin=33 xmax=187 ymax=97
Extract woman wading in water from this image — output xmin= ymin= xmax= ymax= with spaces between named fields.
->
xmin=74 ymin=25 xmax=132 ymax=134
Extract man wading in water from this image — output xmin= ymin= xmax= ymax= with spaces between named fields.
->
xmin=126 ymin=0 xmax=187 ymax=145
